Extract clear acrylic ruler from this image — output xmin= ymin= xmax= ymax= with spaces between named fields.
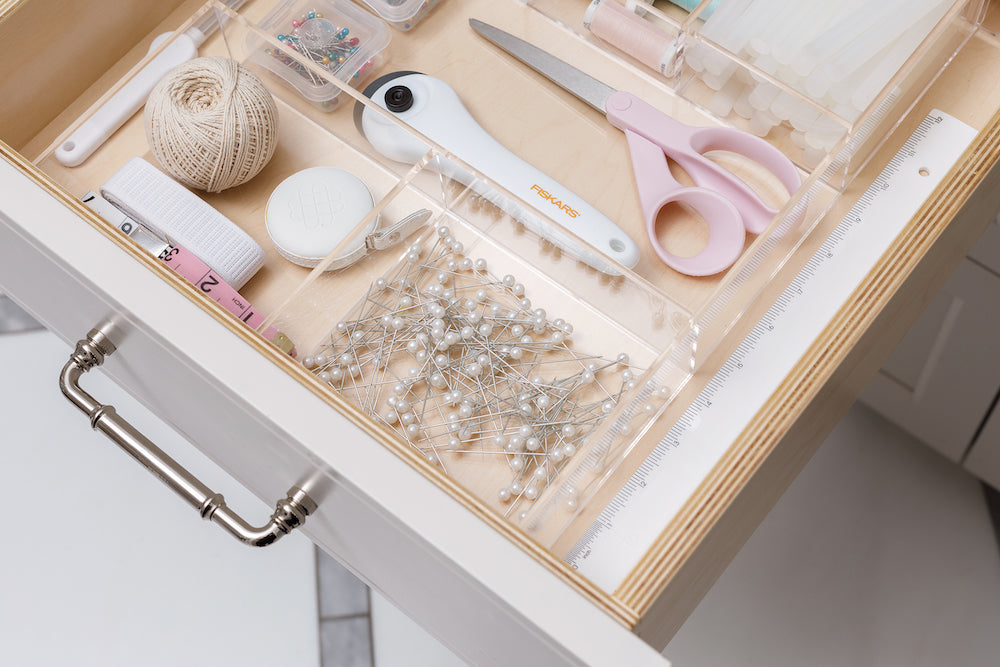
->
xmin=566 ymin=109 xmax=978 ymax=592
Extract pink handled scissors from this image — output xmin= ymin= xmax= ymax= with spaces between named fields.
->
xmin=471 ymin=19 xmax=802 ymax=276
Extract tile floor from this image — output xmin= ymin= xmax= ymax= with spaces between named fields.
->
xmin=317 ymin=548 xmax=374 ymax=667
xmin=4 ymin=307 xmax=999 ymax=666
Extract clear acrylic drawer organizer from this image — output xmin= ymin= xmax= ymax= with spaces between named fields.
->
xmin=28 ymin=0 xmax=987 ymax=584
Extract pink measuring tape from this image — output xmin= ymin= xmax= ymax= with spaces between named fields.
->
xmin=82 ymin=191 xmax=296 ymax=357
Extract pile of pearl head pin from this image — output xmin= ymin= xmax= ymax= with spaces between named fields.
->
xmin=303 ymin=223 xmax=656 ymax=517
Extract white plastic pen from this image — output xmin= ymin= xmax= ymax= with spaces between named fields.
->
xmin=55 ymin=0 xmax=247 ymax=167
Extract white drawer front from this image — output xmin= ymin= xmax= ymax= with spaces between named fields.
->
xmin=0 ymin=155 xmax=669 ymax=666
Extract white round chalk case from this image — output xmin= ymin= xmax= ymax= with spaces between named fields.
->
xmin=266 ymin=166 xmax=378 ymax=269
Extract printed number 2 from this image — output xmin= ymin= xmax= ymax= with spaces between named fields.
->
xmin=158 ymin=248 xmax=179 ymax=262
xmin=199 ymin=275 xmax=220 ymax=293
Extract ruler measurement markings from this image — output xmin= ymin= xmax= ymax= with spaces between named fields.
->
xmin=566 ymin=111 xmax=978 ymax=590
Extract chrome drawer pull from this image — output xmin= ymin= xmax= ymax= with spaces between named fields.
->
xmin=59 ymin=325 xmax=317 ymax=547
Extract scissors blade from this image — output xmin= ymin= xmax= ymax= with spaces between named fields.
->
xmin=470 ymin=19 xmax=615 ymax=114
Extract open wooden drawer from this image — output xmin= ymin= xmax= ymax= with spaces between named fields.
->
xmin=2 ymin=0 xmax=1000 ymax=664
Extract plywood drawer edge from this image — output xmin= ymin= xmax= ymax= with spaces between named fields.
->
xmin=619 ymin=106 xmax=1000 ymax=646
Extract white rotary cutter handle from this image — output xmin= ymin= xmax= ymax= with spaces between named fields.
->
xmin=353 ymin=71 xmax=641 ymax=274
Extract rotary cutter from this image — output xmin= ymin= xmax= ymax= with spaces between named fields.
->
xmin=353 ymin=71 xmax=641 ymax=274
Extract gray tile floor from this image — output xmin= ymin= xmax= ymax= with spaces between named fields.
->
xmin=316 ymin=551 xmax=374 ymax=667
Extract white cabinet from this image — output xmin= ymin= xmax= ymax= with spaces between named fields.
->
xmin=968 ymin=212 xmax=1000 ymax=275
xmin=862 ymin=212 xmax=1000 ymax=488
xmin=962 ymin=215 xmax=1000 ymax=488
xmin=966 ymin=394 xmax=1000 ymax=490
xmin=860 ymin=255 xmax=1000 ymax=462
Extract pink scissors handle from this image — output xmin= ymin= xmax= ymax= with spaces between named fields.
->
xmin=607 ymin=91 xmax=801 ymax=235
xmin=624 ymin=129 xmax=745 ymax=276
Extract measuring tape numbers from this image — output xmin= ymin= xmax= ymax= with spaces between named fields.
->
xmin=82 ymin=191 xmax=295 ymax=357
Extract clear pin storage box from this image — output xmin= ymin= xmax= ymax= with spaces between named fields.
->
xmin=246 ymin=0 xmax=391 ymax=110
xmin=352 ymin=0 xmax=444 ymax=31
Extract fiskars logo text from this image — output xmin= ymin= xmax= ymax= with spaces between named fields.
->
xmin=530 ymin=184 xmax=580 ymax=218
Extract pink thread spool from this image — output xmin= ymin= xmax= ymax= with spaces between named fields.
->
xmin=584 ymin=0 xmax=676 ymax=75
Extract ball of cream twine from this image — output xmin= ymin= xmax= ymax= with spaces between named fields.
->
xmin=145 ymin=56 xmax=278 ymax=193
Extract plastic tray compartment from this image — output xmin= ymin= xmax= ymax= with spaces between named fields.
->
xmin=265 ymin=163 xmax=691 ymax=532
xmin=677 ymin=0 xmax=988 ymax=179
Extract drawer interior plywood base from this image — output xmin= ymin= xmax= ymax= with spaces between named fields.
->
xmin=2 ymin=0 xmax=1000 ymax=655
